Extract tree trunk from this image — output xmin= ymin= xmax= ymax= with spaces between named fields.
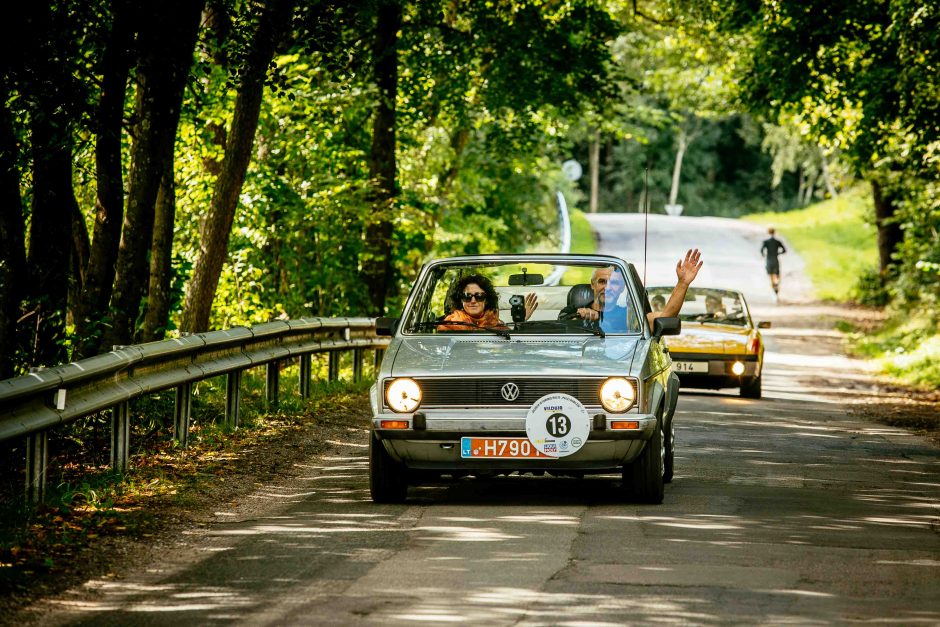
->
xmin=361 ymin=0 xmax=402 ymax=317
xmin=69 ymin=201 xmax=91 ymax=326
xmin=871 ymin=179 xmax=903 ymax=275
xmin=74 ymin=0 xmax=135 ymax=357
xmin=141 ymin=168 xmax=176 ymax=342
xmin=180 ymin=0 xmax=296 ymax=333
xmin=589 ymin=130 xmax=600 ymax=213
xmin=668 ymin=129 xmax=688 ymax=207
xmin=796 ymin=167 xmax=806 ymax=205
xmin=819 ymin=148 xmax=838 ymax=199
xmin=102 ymin=0 xmax=204 ymax=349
xmin=437 ymin=127 xmax=469 ymax=195
xmin=802 ymin=170 xmax=817 ymax=206
xmin=0 ymin=82 xmax=27 ymax=379
xmin=27 ymin=108 xmax=77 ymax=367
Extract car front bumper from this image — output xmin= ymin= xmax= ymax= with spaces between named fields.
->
xmin=670 ymin=352 xmax=760 ymax=382
xmin=371 ymin=408 xmax=656 ymax=470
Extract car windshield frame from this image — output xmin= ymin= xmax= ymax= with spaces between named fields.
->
xmin=647 ymin=286 xmax=753 ymax=328
xmin=399 ymin=255 xmax=648 ymax=337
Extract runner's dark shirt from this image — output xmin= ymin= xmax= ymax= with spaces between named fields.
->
xmin=761 ymin=237 xmax=786 ymax=261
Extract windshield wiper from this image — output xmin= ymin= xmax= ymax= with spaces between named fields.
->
xmin=406 ymin=320 xmax=512 ymax=339
xmin=686 ymin=314 xmax=733 ymax=325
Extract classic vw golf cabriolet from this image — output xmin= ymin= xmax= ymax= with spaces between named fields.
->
xmin=370 ymin=254 xmax=681 ymax=503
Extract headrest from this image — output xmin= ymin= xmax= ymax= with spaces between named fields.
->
xmin=567 ymin=284 xmax=594 ymax=309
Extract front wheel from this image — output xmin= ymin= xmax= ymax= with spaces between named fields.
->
xmin=369 ymin=433 xmax=408 ymax=503
xmin=663 ymin=416 xmax=675 ymax=484
xmin=623 ymin=409 xmax=665 ymax=504
xmin=740 ymin=375 xmax=762 ymax=399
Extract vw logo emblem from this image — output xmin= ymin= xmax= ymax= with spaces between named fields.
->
xmin=500 ymin=382 xmax=520 ymax=402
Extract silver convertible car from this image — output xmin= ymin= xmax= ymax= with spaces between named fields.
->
xmin=370 ymin=254 xmax=681 ymax=504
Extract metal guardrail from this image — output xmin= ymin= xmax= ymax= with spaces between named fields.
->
xmin=0 ymin=317 xmax=389 ymax=504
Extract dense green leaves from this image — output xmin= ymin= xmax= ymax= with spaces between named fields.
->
xmin=2 ymin=0 xmax=936 ymax=374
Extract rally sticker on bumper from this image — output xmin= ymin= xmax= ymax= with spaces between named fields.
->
xmin=525 ymin=393 xmax=591 ymax=458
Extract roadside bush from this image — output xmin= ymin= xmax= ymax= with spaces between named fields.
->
xmin=852 ymin=267 xmax=892 ymax=307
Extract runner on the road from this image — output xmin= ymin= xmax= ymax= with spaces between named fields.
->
xmin=761 ymin=227 xmax=787 ymax=300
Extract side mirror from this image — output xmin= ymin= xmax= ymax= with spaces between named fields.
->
xmin=653 ymin=316 xmax=681 ymax=340
xmin=757 ymin=321 xmax=771 ymax=329
xmin=375 ymin=317 xmax=399 ymax=337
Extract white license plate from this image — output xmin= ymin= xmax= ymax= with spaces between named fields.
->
xmin=674 ymin=360 xmax=707 ymax=373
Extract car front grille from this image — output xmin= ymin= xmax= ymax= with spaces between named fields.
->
xmin=384 ymin=377 xmax=635 ymax=408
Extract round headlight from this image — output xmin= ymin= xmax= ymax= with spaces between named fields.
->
xmin=731 ymin=361 xmax=745 ymax=376
xmin=385 ymin=378 xmax=422 ymax=413
xmin=600 ymin=377 xmax=635 ymax=413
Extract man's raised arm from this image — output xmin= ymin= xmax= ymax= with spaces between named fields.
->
xmin=647 ymin=249 xmax=703 ymax=330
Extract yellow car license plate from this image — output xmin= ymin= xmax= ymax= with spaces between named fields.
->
xmin=460 ymin=437 xmax=551 ymax=459
xmin=674 ymin=360 xmax=707 ymax=373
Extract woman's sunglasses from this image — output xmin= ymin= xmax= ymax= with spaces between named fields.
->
xmin=460 ymin=292 xmax=487 ymax=302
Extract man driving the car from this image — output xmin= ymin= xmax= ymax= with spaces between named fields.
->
xmin=561 ymin=249 xmax=703 ymax=332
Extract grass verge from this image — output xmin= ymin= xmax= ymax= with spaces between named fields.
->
xmin=568 ymin=208 xmax=597 ymax=254
xmin=837 ymin=306 xmax=940 ymax=390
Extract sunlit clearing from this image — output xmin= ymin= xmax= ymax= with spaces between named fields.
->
xmin=394 ymin=613 xmax=466 ymax=622
xmin=497 ymin=514 xmax=580 ymax=525
xmin=875 ymin=559 xmax=940 ymax=567
xmin=864 ymin=516 xmax=934 ymax=527
xmin=761 ymin=589 xmax=835 ymax=598
xmin=415 ymin=526 xmax=522 ymax=542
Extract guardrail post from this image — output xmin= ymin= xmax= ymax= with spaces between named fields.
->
xmin=174 ymin=383 xmax=192 ymax=448
xmin=299 ymin=354 xmax=311 ymax=399
xmin=266 ymin=361 xmax=280 ymax=410
xmin=328 ymin=351 xmax=340 ymax=382
xmin=353 ymin=349 xmax=363 ymax=382
xmin=25 ymin=430 xmax=49 ymax=504
xmin=111 ymin=402 xmax=130 ymax=473
xmin=374 ymin=348 xmax=384 ymax=371
xmin=225 ymin=371 xmax=241 ymax=428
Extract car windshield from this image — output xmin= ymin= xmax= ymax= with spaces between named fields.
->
xmin=402 ymin=259 xmax=644 ymax=336
xmin=648 ymin=287 xmax=750 ymax=327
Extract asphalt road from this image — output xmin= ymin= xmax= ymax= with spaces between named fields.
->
xmin=25 ymin=215 xmax=940 ymax=625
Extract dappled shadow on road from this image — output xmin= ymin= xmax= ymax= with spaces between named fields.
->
xmin=33 ymin=391 xmax=940 ymax=626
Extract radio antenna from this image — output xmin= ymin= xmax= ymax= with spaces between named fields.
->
xmin=643 ymin=166 xmax=650 ymax=285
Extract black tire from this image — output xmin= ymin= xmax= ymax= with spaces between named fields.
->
xmin=740 ymin=375 xmax=762 ymax=399
xmin=369 ymin=433 xmax=408 ymax=503
xmin=624 ymin=408 xmax=665 ymax=503
xmin=663 ymin=415 xmax=675 ymax=484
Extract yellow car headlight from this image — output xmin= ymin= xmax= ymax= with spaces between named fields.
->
xmin=599 ymin=377 xmax=636 ymax=413
xmin=385 ymin=378 xmax=422 ymax=413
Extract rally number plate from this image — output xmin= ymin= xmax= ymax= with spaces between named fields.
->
xmin=460 ymin=437 xmax=552 ymax=459
xmin=674 ymin=360 xmax=708 ymax=373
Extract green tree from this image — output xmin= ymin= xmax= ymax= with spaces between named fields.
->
xmin=181 ymin=0 xmax=298 ymax=333
xmin=723 ymin=0 xmax=939 ymax=285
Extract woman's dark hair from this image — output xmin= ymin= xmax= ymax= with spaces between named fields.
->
xmin=449 ymin=274 xmax=499 ymax=313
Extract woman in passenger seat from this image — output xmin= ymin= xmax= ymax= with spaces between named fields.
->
xmin=438 ymin=274 xmax=537 ymax=331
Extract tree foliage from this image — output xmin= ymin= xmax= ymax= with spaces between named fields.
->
xmin=2 ymin=0 xmax=936 ymax=378
xmin=719 ymin=0 xmax=938 ymax=302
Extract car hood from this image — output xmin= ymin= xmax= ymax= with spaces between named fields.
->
xmin=666 ymin=324 xmax=751 ymax=354
xmin=388 ymin=335 xmax=642 ymax=377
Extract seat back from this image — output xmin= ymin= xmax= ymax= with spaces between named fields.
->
xmin=567 ymin=284 xmax=594 ymax=309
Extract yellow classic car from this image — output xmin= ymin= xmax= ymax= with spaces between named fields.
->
xmin=647 ymin=287 xmax=769 ymax=399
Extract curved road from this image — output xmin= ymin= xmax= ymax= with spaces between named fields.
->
xmin=23 ymin=215 xmax=940 ymax=626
